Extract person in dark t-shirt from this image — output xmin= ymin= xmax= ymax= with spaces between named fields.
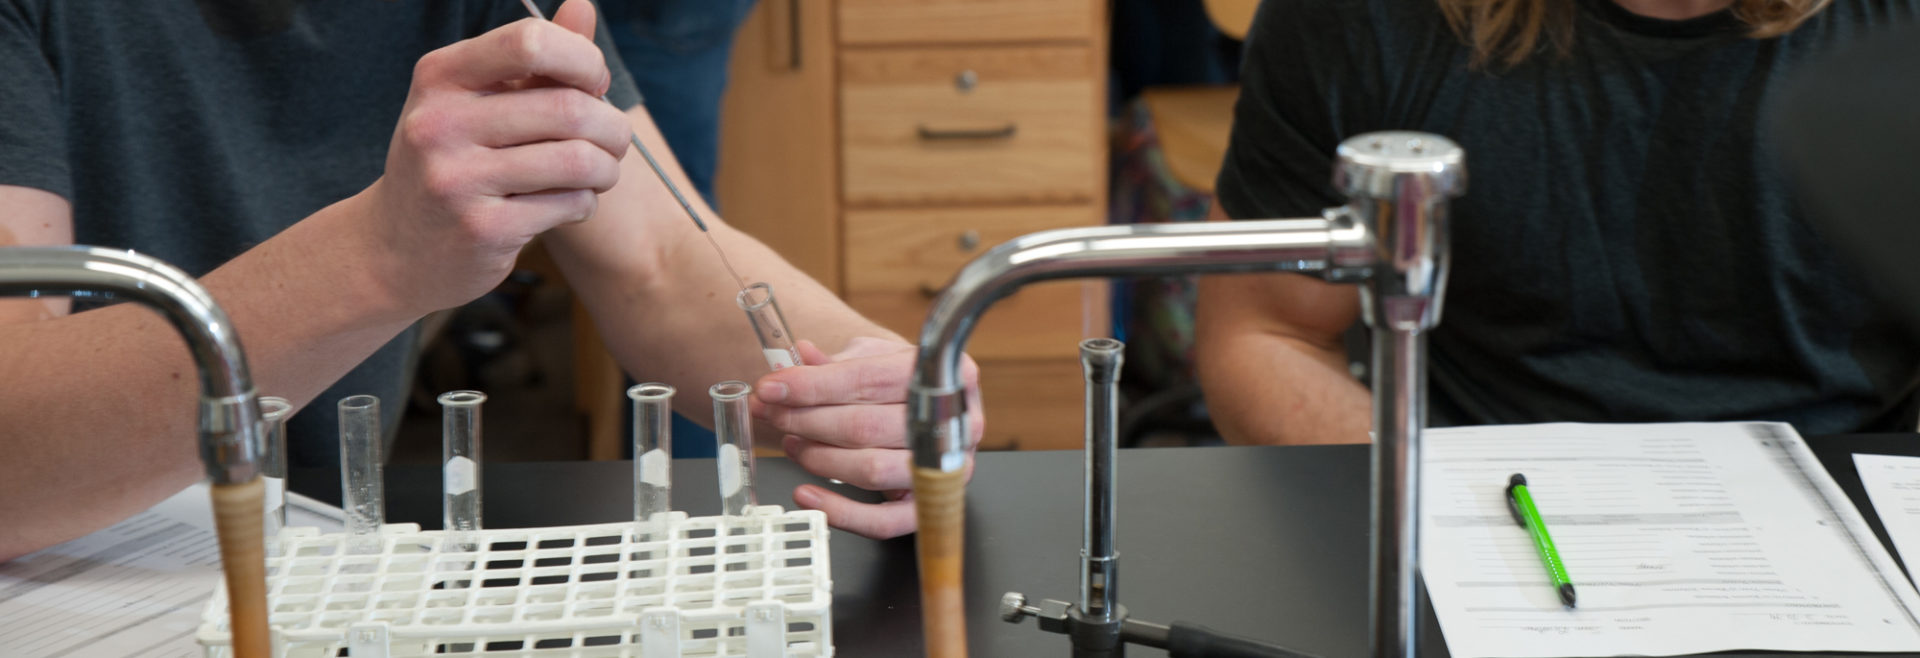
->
xmin=0 ymin=0 xmax=963 ymax=559
xmin=1197 ymin=0 xmax=1920 ymax=445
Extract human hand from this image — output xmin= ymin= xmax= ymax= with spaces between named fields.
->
xmin=752 ymin=337 xmax=984 ymax=539
xmin=360 ymin=0 xmax=631 ymax=317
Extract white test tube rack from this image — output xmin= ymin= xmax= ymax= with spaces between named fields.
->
xmin=195 ymin=507 xmax=834 ymax=658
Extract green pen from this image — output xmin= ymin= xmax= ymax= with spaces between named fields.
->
xmin=1506 ymin=473 xmax=1577 ymax=608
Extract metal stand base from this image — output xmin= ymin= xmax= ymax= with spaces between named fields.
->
xmin=1002 ymin=592 xmax=1317 ymax=658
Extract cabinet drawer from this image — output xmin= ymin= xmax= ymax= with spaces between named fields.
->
xmin=837 ymin=0 xmax=1096 ymax=46
xmin=976 ymin=358 xmax=1085 ymax=451
xmin=840 ymin=46 xmax=1100 ymax=206
xmin=844 ymin=205 xmax=1105 ymax=360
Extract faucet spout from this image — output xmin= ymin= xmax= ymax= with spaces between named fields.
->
xmin=0 ymin=246 xmax=268 ymax=657
xmin=0 ymin=246 xmax=263 ymax=483
xmin=907 ymin=216 xmax=1366 ymax=471
xmin=903 ymin=217 xmax=1361 ymax=658
xmin=906 ymin=131 xmax=1466 ymax=658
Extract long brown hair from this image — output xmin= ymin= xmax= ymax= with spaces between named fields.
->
xmin=1436 ymin=0 xmax=1836 ymax=69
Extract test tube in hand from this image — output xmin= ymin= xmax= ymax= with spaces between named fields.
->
xmin=738 ymin=283 xmax=802 ymax=371
xmin=630 ymin=384 xmax=675 ymax=531
xmin=710 ymin=381 xmax=758 ymax=516
xmin=439 ymin=391 xmax=485 ymax=552
xmin=337 ymin=395 xmax=385 ymax=555
xmin=259 ymin=396 xmax=292 ymax=555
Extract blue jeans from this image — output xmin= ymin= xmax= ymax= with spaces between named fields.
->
xmin=603 ymin=0 xmax=759 ymax=204
xmin=603 ymin=0 xmax=759 ymax=457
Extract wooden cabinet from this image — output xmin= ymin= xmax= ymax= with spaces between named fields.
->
xmin=843 ymin=205 xmax=1098 ymax=360
xmin=836 ymin=0 xmax=1097 ymax=45
xmin=840 ymin=46 xmax=1101 ymax=205
xmin=719 ymin=0 xmax=1108 ymax=452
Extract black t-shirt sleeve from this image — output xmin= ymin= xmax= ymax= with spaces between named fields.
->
xmin=0 ymin=0 xmax=70 ymax=201
xmin=1214 ymin=0 xmax=1369 ymax=220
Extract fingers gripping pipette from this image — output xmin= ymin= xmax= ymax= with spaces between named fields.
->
xmin=520 ymin=0 xmax=806 ymax=372
xmin=518 ymin=0 xmax=749 ymax=292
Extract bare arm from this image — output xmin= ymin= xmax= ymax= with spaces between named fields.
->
xmin=544 ymin=107 xmax=985 ymax=539
xmin=542 ymin=106 xmax=899 ymax=417
xmin=1193 ymin=203 xmax=1371 ymax=445
xmin=0 ymin=185 xmax=420 ymax=560
xmin=0 ymin=188 xmax=72 ymax=322
xmin=0 ymin=1 xmax=629 ymax=560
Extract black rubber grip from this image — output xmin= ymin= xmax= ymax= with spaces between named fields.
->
xmin=1166 ymin=622 xmax=1319 ymax=658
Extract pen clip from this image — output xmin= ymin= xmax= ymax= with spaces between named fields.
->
xmin=1505 ymin=473 xmax=1528 ymax=527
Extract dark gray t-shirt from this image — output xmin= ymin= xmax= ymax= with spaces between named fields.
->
xmin=0 ymin=0 xmax=641 ymax=467
xmin=1217 ymin=0 xmax=1920 ymax=435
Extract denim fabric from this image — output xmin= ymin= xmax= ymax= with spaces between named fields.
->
xmin=603 ymin=0 xmax=758 ymax=204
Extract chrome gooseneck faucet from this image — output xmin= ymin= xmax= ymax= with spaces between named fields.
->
xmin=905 ymin=132 xmax=1466 ymax=658
xmin=0 ymin=246 xmax=271 ymax=657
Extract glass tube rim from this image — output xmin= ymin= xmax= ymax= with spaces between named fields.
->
xmin=338 ymin=394 xmax=379 ymax=411
xmin=710 ymin=380 xmax=752 ymax=400
xmin=628 ymin=382 xmax=676 ymax=400
xmin=736 ymin=282 xmax=775 ymax=312
xmin=259 ymin=396 xmax=292 ymax=421
xmin=437 ymin=390 xmax=488 ymax=406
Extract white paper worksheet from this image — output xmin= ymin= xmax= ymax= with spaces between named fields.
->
xmin=0 ymin=483 xmax=343 ymax=658
xmin=1854 ymin=453 xmax=1920 ymax=585
xmin=1421 ymin=422 xmax=1920 ymax=657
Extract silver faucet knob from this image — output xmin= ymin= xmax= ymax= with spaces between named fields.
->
xmin=1333 ymin=131 xmax=1466 ymax=202
xmin=1333 ymin=131 xmax=1467 ymax=332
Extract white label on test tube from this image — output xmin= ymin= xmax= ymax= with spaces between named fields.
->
xmin=443 ymin=456 xmax=477 ymax=495
xmin=719 ymin=444 xmax=745 ymax=497
xmin=264 ymin=476 xmax=286 ymax=520
xmin=263 ymin=475 xmax=287 ymax=555
xmin=764 ymin=348 xmax=798 ymax=370
xmin=640 ymin=448 xmax=672 ymax=487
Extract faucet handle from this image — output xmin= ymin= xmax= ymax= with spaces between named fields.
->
xmin=1001 ymin=591 xmax=1038 ymax=623
xmin=1333 ymin=131 xmax=1467 ymax=331
xmin=1333 ymin=132 xmax=1466 ymax=202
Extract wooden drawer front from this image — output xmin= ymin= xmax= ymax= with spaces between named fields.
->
xmin=977 ymin=358 xmax=1084 ymax=451
xmin=837 ymin=0 xmax=1095 ymax=46
xmin=845 ymin=205 xmax=1103 ymax=360
xmin=840 ymin=46 xmax=1100 ymax=206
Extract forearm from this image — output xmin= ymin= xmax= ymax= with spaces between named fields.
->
xmin=1194 ymin=275 xmax=1371 ymax=446
xmin=545 ymin=108 xmax=898 ymax=422
xmin=0 ymin=193 xmax=415 ymax=560
xmin=0 ymin=3 xmax=650 ymax=559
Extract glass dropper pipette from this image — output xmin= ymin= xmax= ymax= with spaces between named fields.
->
xmin=517 ymin=0 xmax=749 ymax=292
xmin=520 ymin=1 xmax=808 ymax=373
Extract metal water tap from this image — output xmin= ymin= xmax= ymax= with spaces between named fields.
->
xmin=905 ymin=131 xmax=1465 ymax=657
xmin=0 ymin=246 xmax=270 ymax=656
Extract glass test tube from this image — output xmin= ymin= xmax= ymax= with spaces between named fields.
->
xmin=630 ymin=384 xmax=675 ymax=527
xmin=439 ymin=391 xmax=485 ymax=551
xmin=710 ymin=381 xmax=758 ymax=516
xmin=338 ymin=395 xmax=385 ymax=554
xmin=738 ymin=282 xmax=802 ymax=371
xmin=259 ymin=396 xmax=292 ymax=554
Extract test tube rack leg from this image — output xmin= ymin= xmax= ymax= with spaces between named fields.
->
xmin=196 ymin=507 xmax=833 ymax=658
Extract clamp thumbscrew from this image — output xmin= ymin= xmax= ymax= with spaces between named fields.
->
xmin=1001 ymin=592 xmax=1041 ymax=623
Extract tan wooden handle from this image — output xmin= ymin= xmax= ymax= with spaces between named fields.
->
xmin=212 ymin=479 xmax=271 ymax=658
xmin=914 ymin=466 xmax=969 ymax=658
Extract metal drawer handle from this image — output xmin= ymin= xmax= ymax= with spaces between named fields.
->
xmin=917 ymin=123 xmax=1018 ymax=141
xmin=918 ymin=232 xmax=986 ymax=298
